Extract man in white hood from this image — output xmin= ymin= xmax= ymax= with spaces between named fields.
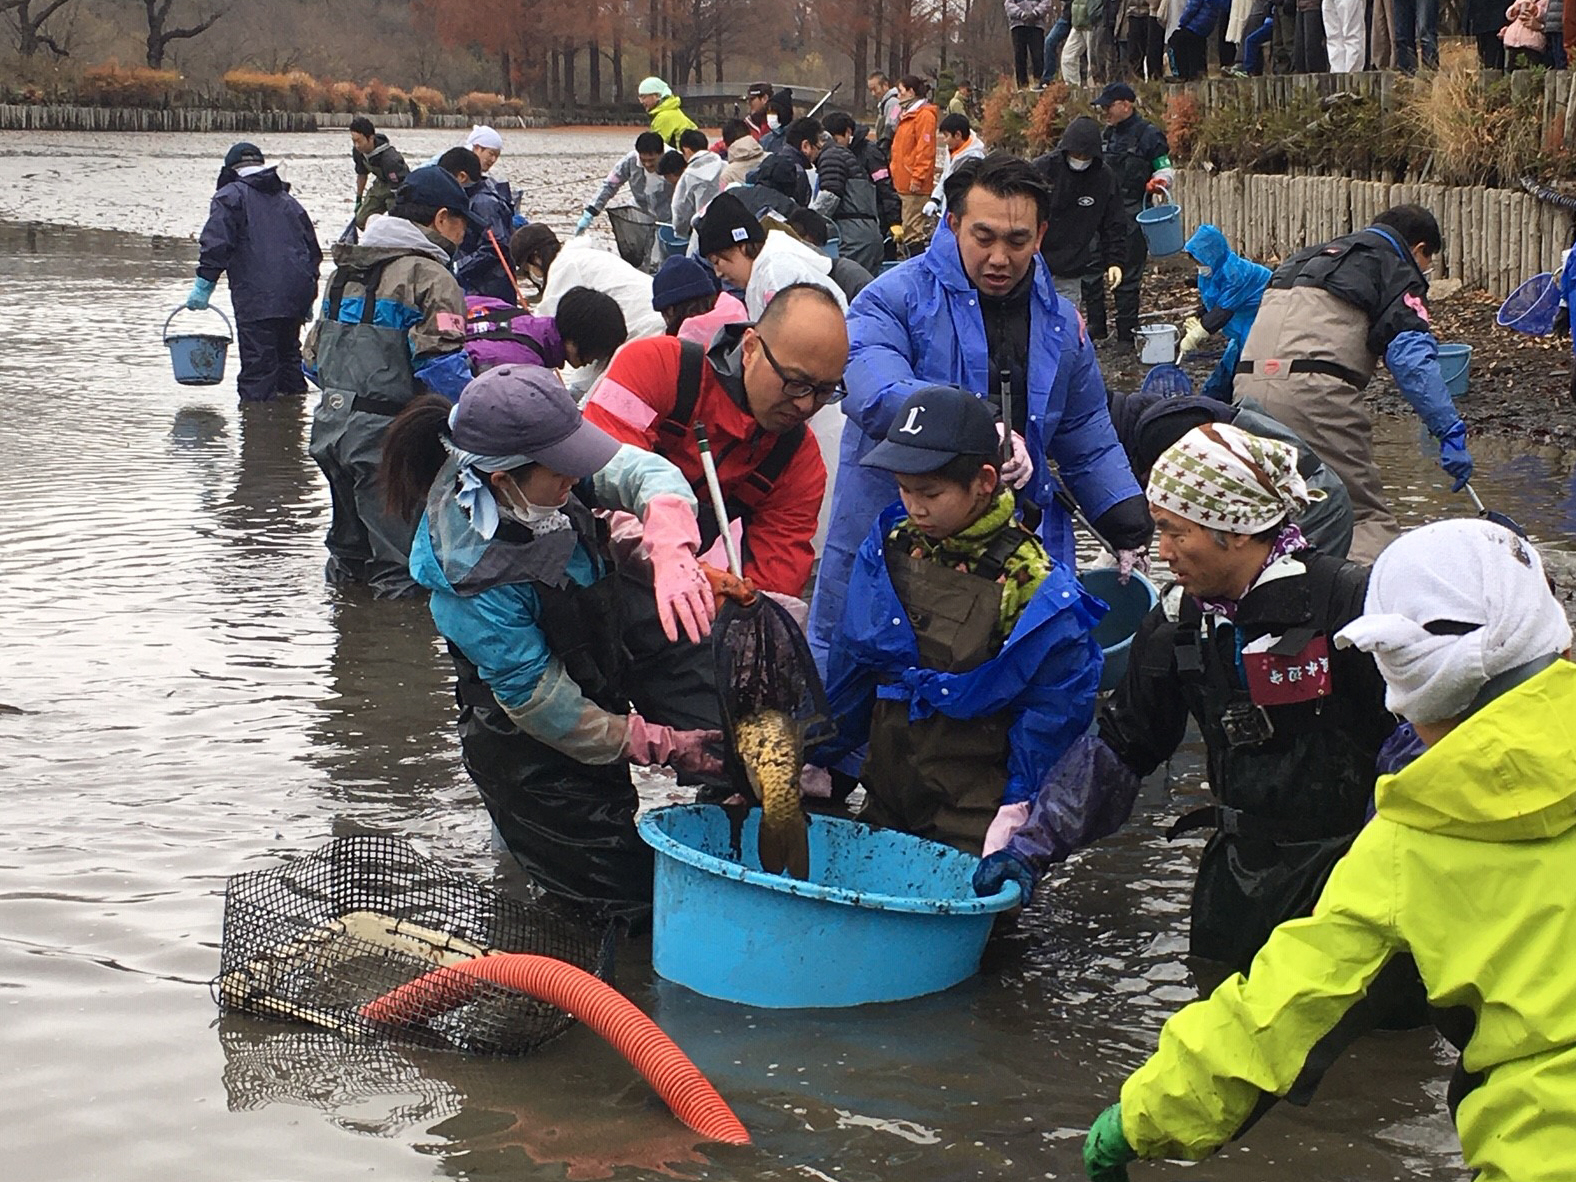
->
xmin=669 ymin=127 xmax=726 ymax=237
xmin=697 ymin=190 xmax=847 ymax=320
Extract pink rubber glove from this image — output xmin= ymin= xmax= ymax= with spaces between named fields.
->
xmin=642 ymin=493 xmax=715 ymax=644
xmin=1116 ymin=548 xmax=1151 ymax=586
xmin=982 ymin=801 xmax=1031 ymax=857
xmin=996 ymin=423 xmax=1034 ymax=490
xmin=623 ymin=713 xmax=724 ymax=776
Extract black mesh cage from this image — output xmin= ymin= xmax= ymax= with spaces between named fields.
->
xmin=606 ymin=205 xmax=657 ymax=270
xmin=712 ymin=595 xmax=832 ymax=794
xmin=211 ymin=836 xmax=614 ymax=1056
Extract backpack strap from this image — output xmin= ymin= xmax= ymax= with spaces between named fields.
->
xmin=327 ymin=259 xmax=394 ymax=324
xmin=973 ymin=527 xmax=1031 ymax=583
xmin=657 ymin=339 xmax=707 ymax=442
xmin=728 ymin=424 xmax=806 ymax=515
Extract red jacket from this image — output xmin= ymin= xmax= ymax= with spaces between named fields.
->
xmin=583 ymin=332 xmax=826 ymax=596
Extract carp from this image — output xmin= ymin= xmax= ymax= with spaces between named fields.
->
xmin=733 ymin=708 xmax=810 ymax=880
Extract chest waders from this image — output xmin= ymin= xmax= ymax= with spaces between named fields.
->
xmin=860 ymin=529 xmax=1027 ymax=854
xmin=446 ymin=501 xmax=654 ymax=928
xmin=307 ymin=258 xmax=425 ymax=597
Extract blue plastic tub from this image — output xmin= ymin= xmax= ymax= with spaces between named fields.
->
xmin=1136 ymin=198 xmax=1184 ymax=257
xmin=1437 ymin=342 xmax=1473 ymax=399
xmin=1496 ymin=272 xmax=1560 ymax=335
xmin=637 ymin=805 xmax=1021 ymax=1009
xmin=163 ymin=305 xmax=232 ymax=386
xmin=656 ymin=223 xmax=688 ymax=261
xmin=1080 ymin=567 xmax=1159 ymax=692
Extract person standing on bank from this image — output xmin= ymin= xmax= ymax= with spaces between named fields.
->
xmin=303 ymin=166 xmax=475 ymax=598
xmin=1031 ymin=116 xmax=1127 ymax=337
xmin=381 ymin=367 xmax=722 ymax=924
xmin=889 ymin=76 xmax=940 ymax=248
xmin=809 ymin=152 xmax=1149 ymax=674
xmin=1007 ymin=0 xmax=1058 ymax=85
xmin=1092 ymin=84 xmax=1173 ymax=348
xmin=188 ymin=142 xmax=321 ymax=403
xmin=1234 ymin=204 xmax=1473 ymax=563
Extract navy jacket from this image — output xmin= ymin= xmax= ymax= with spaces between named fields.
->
xmin=197 ymin=168 xmax=321 ymax=322
xmin=454 ymin=178 xmax=519 ymax=303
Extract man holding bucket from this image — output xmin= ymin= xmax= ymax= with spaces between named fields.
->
xmin=975 ymin=423 xmax=1397 ymax=977
xmin=1092 ymin=84 xmax=1174 ymax=349
xmin=1234 ymin=204 xmax=1474 ymax=563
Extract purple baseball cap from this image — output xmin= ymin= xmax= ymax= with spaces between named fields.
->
xmin=450 ymin=365 xmax=620 ymax=478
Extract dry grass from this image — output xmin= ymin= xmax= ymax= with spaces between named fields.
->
xmin=1397 ymin=64 xmax=1542 ymax=186
xmin=79 ymin=61 xmax=183 ymax=106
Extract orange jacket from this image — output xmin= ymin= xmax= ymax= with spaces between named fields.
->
xmin=889 ymin=100 xmax=938 ymax=195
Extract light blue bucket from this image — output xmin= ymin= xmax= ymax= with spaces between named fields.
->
xmin=1136 ymin=197 xmax=1185 ymax=257
xmin=656 ymin=223 xmax=688 ymax=261
xmin=1080 ymin=568 xmax=1159 ymax=692
xmin=1437 ymin=342 xmax=1473 ymax=399
xmin=163 ymin=305 xmax=233 ymax=386
xmin=637 ymin=805 xmax=1020 ymax=1009
xmin=823 ymin=232 xmax=841 ymax=260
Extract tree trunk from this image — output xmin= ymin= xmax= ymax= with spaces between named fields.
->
xmin=613 ymin=28 xmax=625 ymax=101
xmin=649 ymin=0 xmax=660 ymax=73
xmin=500 ymin=49 xmax=513 ymax=99
xmin=563 ymin=41 xmax=578 ymax=107
xmin=550 ymin=46 xmax=561 ymax=107
xmin=939 ymin=0 xmax=948 ymax=69
xmin=854 ymin=31 xmax=868 ymax=100
xmin=588 ymin=39 xmax=601 ymax=104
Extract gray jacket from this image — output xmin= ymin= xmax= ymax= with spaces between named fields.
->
xmin=585 ymin=150 xmax=673 ymax=222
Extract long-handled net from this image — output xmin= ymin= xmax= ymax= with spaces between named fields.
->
xmin=606 ymin=205 xmax=658 ymax=271
xmin=212 ymin=835 xmax=614 ymax=1055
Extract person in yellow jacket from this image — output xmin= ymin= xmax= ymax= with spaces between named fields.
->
xmin=1082 ymin=516 xmax=1576 ymax=1182
xmin=637 ymin=77 xmax=698 ymax=148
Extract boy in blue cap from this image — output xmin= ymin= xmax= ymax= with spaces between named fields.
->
xmin=813 ymin=385 xmax=1107 ymax=855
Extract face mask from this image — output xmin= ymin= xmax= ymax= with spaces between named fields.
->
xmin=1067 ymin=156 xmax=1093 ymax=172
xmin=497 ymin=479 xmax=571 ymax=532
xmin=1197 ymin=266 xmax=1213 ymax=277
xmin=767 ymin=113 xmax=780 ymax=130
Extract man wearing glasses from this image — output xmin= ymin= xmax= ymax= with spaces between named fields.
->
xmin=583 ymin=283 xmax=847 ymax=599
xmin=808 ymin=151 xmax=1150 ymax=673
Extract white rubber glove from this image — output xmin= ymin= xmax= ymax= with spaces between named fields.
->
xmin=1105 ymin=265 xmax=1123 ymax=288
xmin=1116 ymin=548 xmax=1151 ymax=585
xmin=921 ymin=199 xmax=940 ymax=219
xmin=996 ymin=423 xmax=1034 ymax=490
xmin=1177 ymin=315 xmax=1209 ymax=362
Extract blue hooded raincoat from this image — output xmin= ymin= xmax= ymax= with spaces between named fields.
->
xmin=819 ymin=502 xmax=1108 ymax=805
xmin=1184 ymin=224 xmax=1271 ymax=402
xmin=807 ymin=219 xmax=1142 ymax=670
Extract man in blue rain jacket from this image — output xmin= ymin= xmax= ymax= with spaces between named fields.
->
xmin=808 ymin=152 xmax=1149 ymax=671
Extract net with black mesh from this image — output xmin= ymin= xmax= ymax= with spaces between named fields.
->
xmin=712 ymin=594 xmax=831 ymax=796
xmin=606 ymin=205 xmax=657 ymax=271
xmin=211 ymin=835 xmax=614 ymax=1056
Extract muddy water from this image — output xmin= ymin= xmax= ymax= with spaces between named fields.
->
xmin=3 ymin=128 xmax=1572 ymax=1182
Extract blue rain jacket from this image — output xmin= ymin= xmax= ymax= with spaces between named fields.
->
xmin=197 ymin=167 xmax=321 ymax=323
xmin=1185 ymin=224 xmax=1270 ymax=402
xmin=454 ymin=178 xmax=519 ymax=303
xmin=818 ymin=502 xmax=1107 ymax=805
xmin=808 ymin=219 xmax=1141 ymax=667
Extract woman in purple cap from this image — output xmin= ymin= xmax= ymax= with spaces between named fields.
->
xmin=380 ymin=365 xmax=722 ymax=925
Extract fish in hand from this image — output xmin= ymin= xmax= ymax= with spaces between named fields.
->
xmin=732 ymin=709 xmax=810 ymax=880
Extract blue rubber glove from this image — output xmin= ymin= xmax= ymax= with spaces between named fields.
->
xmin=1084 ymin=1103 xmax=1137 ymax=1181
xmin=186 ymin=277 xmax=216 ymax=311
xmin=1438 ymin=419 xmax=1473 ymax=492
xmin=575 ymin=209 xmax=595 ymax=235
xmin=972 ymin=850 xmax=1035 ymax=904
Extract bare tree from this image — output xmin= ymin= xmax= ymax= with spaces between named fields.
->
xmin=139 ymin=0 xmax=223 ymax=69
xmin=1 ymin=0 xmax=74 ymax=58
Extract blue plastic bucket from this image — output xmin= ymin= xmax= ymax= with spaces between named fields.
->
xmin=163 ymin=305 xmax=233 ymax=386
xmin=879 ymin=259 xmax=903 ymax=274
xmin=1496 ymin=272 xmax=1560 ymax=335
xmin=656 ymin=223 xmax=688 ymax=261
xmin=1080 ymin=568 xmax=1159 ymax=692
xmin=823 ymin=232 xmax=841 ymax=260
xmin=1437 ymin=342 xmax=1473 ymax=399
xmin=1136 ymin=198 xmax=1184 ymax=257
xmin=637 ymin=805 xmax=1021 ymax=1008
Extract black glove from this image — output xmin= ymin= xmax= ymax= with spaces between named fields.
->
xmin=972 ymin=850 xmax=1036 ymax=904
xmin=1091 ymin=494 xmax=1155 ymax=553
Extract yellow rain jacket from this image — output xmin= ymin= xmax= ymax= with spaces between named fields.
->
xmin=646 ymin=94 xmax=697 ymax=147
xmin=1120 ymin=659 xmax=1576 ymax=1181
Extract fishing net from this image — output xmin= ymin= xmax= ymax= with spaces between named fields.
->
xmin=606 ymin=205 xmax=657 ymax=271
xmin=211 ymin=835 xmax=614 ymax=1056
xmin=1139 ymin=363 xmax=1195 ymax=399
xmin=712 ymin=594 xmax=832 ymax=798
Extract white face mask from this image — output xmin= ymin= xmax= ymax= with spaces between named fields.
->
xmin=766 ymin=113 xmax=780 ymax=130
xmin=497 ymin=479 xmax=570 ymax=531
xmin=1067 ymin=156 xmax=1093 ymax=172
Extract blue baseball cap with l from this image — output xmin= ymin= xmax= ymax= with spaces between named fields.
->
xmin=861 ymin=385 xmax=1000 ymax=474
xmin=395 ymin=165 xmax=488 ymax=227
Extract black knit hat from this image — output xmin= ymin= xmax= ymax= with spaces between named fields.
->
xmin=696 ymin=191 xmax=765 ymax=258
xmin=223 ymin=142 xmax=265 ymax=169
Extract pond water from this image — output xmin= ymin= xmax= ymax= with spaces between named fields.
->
xmin=2 ymin=128 xmax=1572 ymax=1182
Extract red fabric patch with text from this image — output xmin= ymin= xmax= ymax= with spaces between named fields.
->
xmin=1243 ymin=635 xmax=1332 ymax=706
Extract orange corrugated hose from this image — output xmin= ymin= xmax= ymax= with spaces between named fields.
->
xmin=359 ymin=953 xmax=750 ymax=1145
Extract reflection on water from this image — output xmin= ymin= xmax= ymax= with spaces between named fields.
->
xmin=3 ymin=131 xmax=1569 ymax=1182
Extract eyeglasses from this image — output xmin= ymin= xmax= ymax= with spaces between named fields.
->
xmin=755 ymin=334 xmax=847 ymax=405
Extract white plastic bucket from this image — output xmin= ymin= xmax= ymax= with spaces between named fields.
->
xmin=1136 ymin=323 xmax=1177 ymax=365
